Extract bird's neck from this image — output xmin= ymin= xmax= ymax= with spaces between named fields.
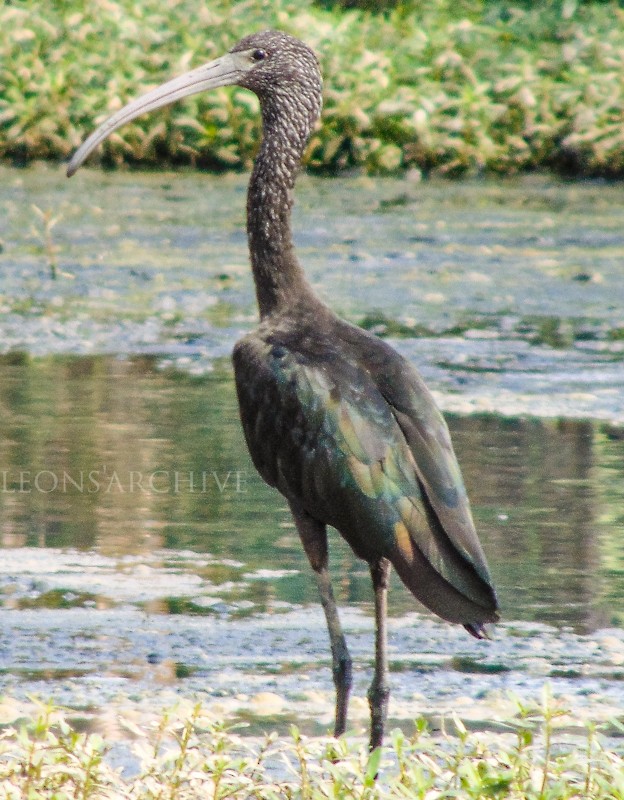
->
xmin=247 ymin=98 xmax=318 ymax=318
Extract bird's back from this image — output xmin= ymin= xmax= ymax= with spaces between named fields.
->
xmin=233 ymin=309 xmax=499 ymax=628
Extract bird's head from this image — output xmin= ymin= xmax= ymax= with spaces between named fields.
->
xmin=67 ymin=29 xmax=322 ymax=177
xmin=231 ymin=30 xmax=321 ymax=100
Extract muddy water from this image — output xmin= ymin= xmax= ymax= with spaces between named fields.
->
xmin=1 ymin=166 xmax=624 ymax=736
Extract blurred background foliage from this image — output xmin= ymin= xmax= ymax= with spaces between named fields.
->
xmin=2 ymin=0 xmax=624 ymax=175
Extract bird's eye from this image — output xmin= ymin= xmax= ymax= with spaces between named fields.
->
xmin=251 ymin=49 xmax=267 ymax=62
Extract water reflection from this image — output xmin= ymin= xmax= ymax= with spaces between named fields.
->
xmin=1 ymin=354 xmax=623 ymax=632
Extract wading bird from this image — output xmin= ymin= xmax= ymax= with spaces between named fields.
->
xmin=68 ymin=30 xmax=499 ymax=750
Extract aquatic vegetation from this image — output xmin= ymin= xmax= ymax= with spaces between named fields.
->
xmin=29 ymin=205 xmax=65 ymax=280
xmin=0 ymin=692 xmax=623 ymax=798
xmin=2 ymin=0 xmax=624 ymax=175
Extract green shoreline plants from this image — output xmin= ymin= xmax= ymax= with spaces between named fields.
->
xmin=0 ymin=692 xmax=623 ymax=798
xmin=2 ymin=0 xmax=624 ymax=175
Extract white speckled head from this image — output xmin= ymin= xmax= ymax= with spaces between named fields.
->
xmin=232 ymin=30 xmax=322 ymax=132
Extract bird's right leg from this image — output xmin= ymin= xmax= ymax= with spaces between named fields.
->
xmin=289 ymin=501 xmax=352 ymax=737
xmin=368 ymin=557 xmax=391 ymax=751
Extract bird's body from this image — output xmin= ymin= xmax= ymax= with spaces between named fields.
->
xmin=67 ymin=29 xmax=499 ymax=750
xmin=234 ymin=307 xmax=496 ymax=625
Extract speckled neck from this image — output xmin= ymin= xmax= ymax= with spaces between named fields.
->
xmin=246 ymin=87 xmax=321 ymax=318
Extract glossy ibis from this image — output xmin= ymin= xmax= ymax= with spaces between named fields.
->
xmin=67 ymin=29 xmax=499 ymax=750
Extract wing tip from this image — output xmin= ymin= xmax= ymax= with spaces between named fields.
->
xmin=388 ymin=534 xmax=500 ymax=630
xmin=464 ymin=618 xmax=499 ymax=640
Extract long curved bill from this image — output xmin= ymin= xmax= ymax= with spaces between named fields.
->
xmin=67 ymin=52 xmax=243 ymax=177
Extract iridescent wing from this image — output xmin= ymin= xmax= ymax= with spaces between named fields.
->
xmin=233 ymin=329 xmax=498 ymax=626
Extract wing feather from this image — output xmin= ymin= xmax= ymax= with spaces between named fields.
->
xmin=233 ymin=327 xmax=498 ymax=625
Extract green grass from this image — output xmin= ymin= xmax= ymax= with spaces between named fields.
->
xmin=2 ymin=0 xmax=624 ymax=176
xmin=1 ymin=691 xmax=624 ymax=798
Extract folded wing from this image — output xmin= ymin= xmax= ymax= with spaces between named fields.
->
xmin=233 ymin=328 xmax=499 ymax=627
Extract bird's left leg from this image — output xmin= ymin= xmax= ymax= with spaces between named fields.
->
xmin=368 ymin=557 xmax=391 ymax=751
xmin=289 ymin=500 xmax=353 ymax=737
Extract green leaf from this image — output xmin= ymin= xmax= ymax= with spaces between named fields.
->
xmin=365 ymin=746 xmax=382 ymax=784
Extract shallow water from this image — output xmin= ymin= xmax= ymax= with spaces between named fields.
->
xmin=0 ymin=356 xmax=623 ymax=737
xmin=0 ymin=355 xmax=623 ymax=631
xmin=2 ymin=165 xmax=624 ymax=421
xmin=1 ymin=166 xmax=624 ymax=736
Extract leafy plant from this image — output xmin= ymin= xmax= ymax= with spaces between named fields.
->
xmin=1 ymin=692 xmax=623 ymax=798
xmin=2 ymin=0 xmax=624 ymax=175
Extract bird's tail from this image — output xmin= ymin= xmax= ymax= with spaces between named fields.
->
xmin=387 ymin=527 xmax=499 ymax=630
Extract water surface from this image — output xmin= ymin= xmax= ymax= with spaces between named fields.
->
xmin=1 ymin=166 xmax=624 ymax=736
xmin=1 ymin=356 xmax=623 ymax=738
xmin=2 ymin=165 xmax=624 ymax=421
xmin=2 ymin=354 xmax=623 ymax=628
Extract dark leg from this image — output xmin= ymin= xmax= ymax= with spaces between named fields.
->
xmin=368 ymin=558 xmax=391 ymax=751
xmin=289 ymin=501 xmax=353 ymax=737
